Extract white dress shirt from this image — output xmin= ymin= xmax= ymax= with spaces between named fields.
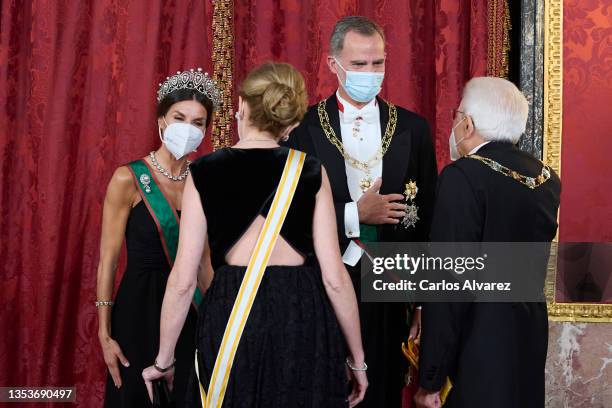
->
xmin=336 ymin=92 xmax=383 ymax=266
xmin=468 ymin=141 xmax=491 ymax=155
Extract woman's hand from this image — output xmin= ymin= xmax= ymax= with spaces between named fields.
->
xmin=99 ymin=335 xmax=130 ymax=388
xmin=346 ymin=367 xmax=368 ymax=407
xmin=96 ymin=166 xmax=136 ymax=390
xmin=142 ymin=364 xmax=174 ymax=402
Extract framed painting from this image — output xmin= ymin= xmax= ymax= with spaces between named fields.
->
xmin=543 ymin=0 xmax=612 ymax=322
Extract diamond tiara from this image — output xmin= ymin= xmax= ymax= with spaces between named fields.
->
xmin=157 ymin=68 xmax=222 ymax=108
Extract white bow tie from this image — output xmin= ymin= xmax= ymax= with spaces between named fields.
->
xmin=341 ymin=106 xmax=378 ymax=124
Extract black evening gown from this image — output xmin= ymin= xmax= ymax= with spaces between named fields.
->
xmin=185 ymin=147 xmax=349 ymax=408
xmin=104 ymin=201 xmax=198 ymax=407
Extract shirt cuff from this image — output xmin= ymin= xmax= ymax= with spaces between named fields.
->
xmin=342 ymin=241 xmax=364 ymax=266
xmin=344 ymin=202 xmax=360 ymax=239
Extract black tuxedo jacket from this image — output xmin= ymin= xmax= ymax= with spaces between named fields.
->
xmin=419 ymin=142 xmax=561 ymax=408
xmin=286 ymin=94 xmax=438 ymax=249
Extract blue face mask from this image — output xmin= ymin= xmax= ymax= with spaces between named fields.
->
xmin=335 ymin=58 xmax=385 ymax=103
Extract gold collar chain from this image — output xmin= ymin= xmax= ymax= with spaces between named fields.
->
xmin=467 ymin=154 xmax=552 ymax=189
xmin=317 ymin=99 xmax=397 ymax=172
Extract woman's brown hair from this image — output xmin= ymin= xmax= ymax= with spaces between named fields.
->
xmin=239 ymin=62 xmax=308 ymax=139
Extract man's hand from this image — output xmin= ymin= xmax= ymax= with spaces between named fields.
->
xmin=409 ymin=307 xmax=422 ymax=339
xmin=357 ymin=178 xmax=406 ymax=225
xmin=415 ymin=387 xmax=441 ymax=408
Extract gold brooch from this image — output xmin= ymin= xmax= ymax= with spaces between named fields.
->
xmin=404 ymin=181 xmax=418 ymax=200
xmin=402 ymin=180 xmax=419 ymax=229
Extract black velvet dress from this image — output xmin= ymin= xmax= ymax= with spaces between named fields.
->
xmin=104 ymin=202 xmax=198 ymax=408
xmin=186 ymin=147 xmax=348 ymax=407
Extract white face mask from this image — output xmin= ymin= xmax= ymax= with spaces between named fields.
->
xmin=449 ymin=116 xmax=467 ymax=161
xmin=335 ymin=58 xmax=385 ymax=103
xmin=159 ymin=118 xmax=204 ymax=160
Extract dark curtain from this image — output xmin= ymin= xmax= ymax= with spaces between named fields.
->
xmin=0 ymin=1 xmax=214 ymax=406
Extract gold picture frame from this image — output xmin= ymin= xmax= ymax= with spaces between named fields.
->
xmin=543 ymin=0 xmax=612 ymax=322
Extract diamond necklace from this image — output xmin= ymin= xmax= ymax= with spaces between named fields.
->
xmin=149 ymin=151 xmax=191 ymax=181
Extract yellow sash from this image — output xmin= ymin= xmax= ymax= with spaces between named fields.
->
xmin=402 ymin=336 xmax=453 ymax=405
xmin=195 ymin=149 xmax=306 ymax=408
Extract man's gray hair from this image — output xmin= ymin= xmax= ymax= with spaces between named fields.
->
xmin=329 ymin=16 xmax=385 ymax=56
xmin=462 ymin=77 xmax=529 ymax=144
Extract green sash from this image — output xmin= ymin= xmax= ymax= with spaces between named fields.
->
xmin=359 ymin=224 xmax=378 ymax=243
xmin=128 ymin=160 xmax=203 ymax=306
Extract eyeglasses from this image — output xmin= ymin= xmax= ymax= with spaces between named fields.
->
xmin=451 ymin=109 xmax=465 ymax=121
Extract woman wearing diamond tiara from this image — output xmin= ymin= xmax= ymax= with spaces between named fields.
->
xmin=96 ymin=68 xmax=221 ymax=407
xmin=142 ymin=62 xmax=367 ymax=407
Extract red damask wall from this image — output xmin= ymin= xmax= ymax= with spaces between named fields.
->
xmin=233 ymin=0 xmax=490 ymax=168
xmin=561 ymin=0 xmax=612 ymax=242
xmin=0 ymin=1 xmax=214 ymax=407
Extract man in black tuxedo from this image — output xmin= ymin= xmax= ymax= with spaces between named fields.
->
xmin=286 ymin=16 xmax=438 ymax=408
xmin=415 ymin=77 xmax=561 ymax=408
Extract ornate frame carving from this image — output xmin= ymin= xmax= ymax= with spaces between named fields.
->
xmin=543 ymin=0 xmax=612 ymax=322
xmin=487 ymin=0 xmax=511 ymax=78
xmin=211 ymin=0 xmax=234 ymax=149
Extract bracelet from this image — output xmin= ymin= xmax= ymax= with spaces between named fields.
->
xmin=345 ymin=358 xmax=368 ymax=371
xmin=95 ymin=300 xmax=114 ymax=307
xmin=154 ymin=358 xmax=176 ymax=373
